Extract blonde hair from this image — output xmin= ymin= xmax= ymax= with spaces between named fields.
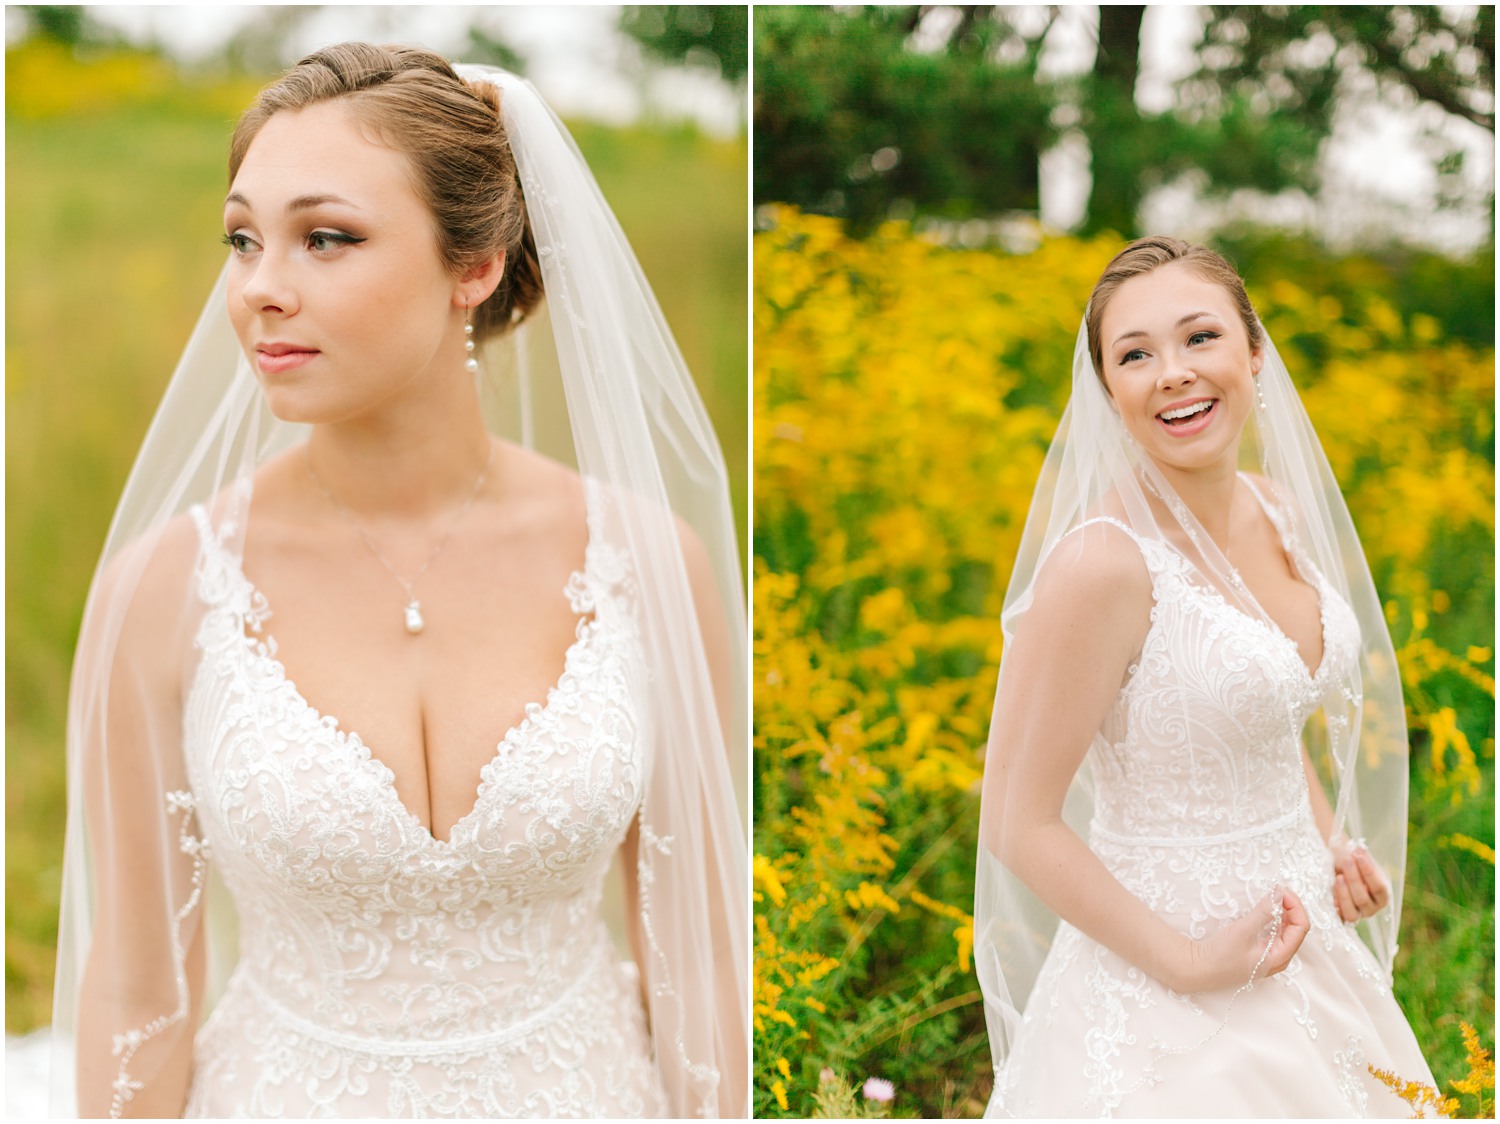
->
xmin=1085 ymin=236 xmax=1261 ymax=383
xmin=229 ymin=42 xmax=543 ymax=341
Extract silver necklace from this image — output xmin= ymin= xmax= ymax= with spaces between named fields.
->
xmin=306 ymin=443 xmax=493 ymax=635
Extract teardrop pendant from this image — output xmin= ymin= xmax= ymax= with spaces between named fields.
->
xmin=404 ymin=601 xmax=425 ymax=635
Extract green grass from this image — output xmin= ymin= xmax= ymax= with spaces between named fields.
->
xmin=4 ymin=51 xmax=747 ymax=1034
xmin=1394 ymin=749 xmax=1496 ymax=1094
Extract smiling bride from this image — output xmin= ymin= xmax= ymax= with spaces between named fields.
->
xmin=51 ymin=42 xmax=746 ymax=1119
xmin=974 ymin=237 xmax=1434 ymax=1116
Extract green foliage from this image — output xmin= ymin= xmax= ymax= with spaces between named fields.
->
xmin=13 ymin=5 xmax=108 ymax=47
xmin=1217 ymin=231 xmax=1497 ymax=349
xmin=1191 ymin=6 xmax=1494 ymax=135
xmin=753 ymin=6 xmax=1054 ymax=233
xmin=621 ymin=5 xmax=748 ymax=84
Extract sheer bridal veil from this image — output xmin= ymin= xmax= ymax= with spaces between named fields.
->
xmin=51 ymin=61 xmax=748 ymax=1118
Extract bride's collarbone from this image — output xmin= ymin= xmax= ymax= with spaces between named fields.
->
xmin=236 ymin=538 xmax=592 ymax=835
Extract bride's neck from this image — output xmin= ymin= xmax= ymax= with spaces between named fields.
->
xmin=306 ymin=385 xmax=494 ymax=519
xmin=1152 ymin=459 xmax=1240 ymax=547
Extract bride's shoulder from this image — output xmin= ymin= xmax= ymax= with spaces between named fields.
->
xmin=82 ymin=510 xmax=204 ymax=678
xmin=1032 ymin=518 xmax=1154 ymax=617
xmin=489 ymin=440 xmax=589 ymax=552
xmin=93 ymin=511 xmax=202 ymax=607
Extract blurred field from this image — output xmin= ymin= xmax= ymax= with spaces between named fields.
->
xmin=4 ymin=41 xmax=748 ymax=1033
xmin=752 ymin=210 xmax=1494 ymax=1117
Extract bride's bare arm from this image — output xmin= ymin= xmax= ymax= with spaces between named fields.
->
xmin=987 ymin=528 xmax=1309 ymax=993
xmin=620 ymin=517 xmax=746 ymax=1117
xmin=1299 ymin=745 xmax=1390 ymax=921
xmin=75 ymin=524 xmax=206 ymax=1117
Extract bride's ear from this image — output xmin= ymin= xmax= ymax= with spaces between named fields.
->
xmin=454 ymin=250 xmax=507 ymax=310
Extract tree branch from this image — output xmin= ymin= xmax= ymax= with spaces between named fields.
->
xmin=1361 ymin=31 xmax=1495 ymax=132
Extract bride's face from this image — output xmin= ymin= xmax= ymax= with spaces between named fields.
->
xmin=1096 ymin=261 xmax=1263 ymax=475
xmin=223 ymin=101 xmax=463 ymax=424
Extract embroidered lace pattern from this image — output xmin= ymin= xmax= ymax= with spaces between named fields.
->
xmin=177 ymin=504 xmax=667 ymax=1118
xmin=989 ymin=494 xmax=1424 ymax=1118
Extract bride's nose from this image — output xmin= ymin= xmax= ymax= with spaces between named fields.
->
xmin=1156 ymin=353 xmax=1196 ymax=391
xmin=240 ymin=257 xmax=299 ymax=317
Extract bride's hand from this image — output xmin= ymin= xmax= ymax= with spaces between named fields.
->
xmin=1177 ymin=887 xmax=1310 ymax=993
xmin=1330 ymin=837 xmax=1390 ymax=921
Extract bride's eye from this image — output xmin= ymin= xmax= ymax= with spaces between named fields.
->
xmin=221 ymin=232 xmax=258 ymax=255
xmin=1188 ymin=330 xmax=1220 ymax=346
xmin=1120 ymin=348 xmax=1147 ymax=365
xmin=307 ymin=230 xmax=366 ymax=254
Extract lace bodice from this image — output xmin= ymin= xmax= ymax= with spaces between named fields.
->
xmin=176 ymin=505 xmax=667 ymax=1117
xmin=1085 ymin=513 xmax=1361 ymax=849
xmin=1073 ymin=497 xmax=1364 ymax=947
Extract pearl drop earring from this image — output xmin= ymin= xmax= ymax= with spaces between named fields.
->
xmin=464 ymin=306 xmax=479 ymax=374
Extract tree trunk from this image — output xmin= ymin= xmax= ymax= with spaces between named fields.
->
xmin=1081 ymin=5 xmax=1146 ymax=237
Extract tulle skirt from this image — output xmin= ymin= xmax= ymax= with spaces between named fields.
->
xmin=988 ymin=821 xmax=1435 ymax=1118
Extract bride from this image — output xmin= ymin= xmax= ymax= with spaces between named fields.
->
xmin=52 ymin=43 xmax=746 ymax=1118
xmin=974 ymin=237 xmax=1435 ymax=1116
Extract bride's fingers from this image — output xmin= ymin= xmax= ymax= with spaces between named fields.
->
xmin=1333 ymin=873 xmax=1359 ymax=922
xmin=1279 ymin=888 xmax=1310 ymax=939
xmin=1251 ymin=889 xmax=1304 ymax=976
xmin=1262 ymin=891 xmax=1309 ymax=976
xmin=1342 ymin=865 xmax=1372 ymax=911
xmin=1353 ymin=849 xmax=1390 ymax=908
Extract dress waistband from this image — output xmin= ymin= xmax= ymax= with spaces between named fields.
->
xmin=237 ymin=954 xmax=602 ymax=1057
xmin=1089 ymin=794 xmax=1310 ymax=849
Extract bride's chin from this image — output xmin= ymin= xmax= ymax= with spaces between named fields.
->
xmin=256 ymin=388 xmax=336 ymax=427
xmin=1137 ymin=443 xmax=1241 ymax=480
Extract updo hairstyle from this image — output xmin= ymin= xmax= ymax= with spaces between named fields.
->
xmin=1084 ymin=236 xmax=1262 ymax=386
xmin=228 ymin=42 xmax=543 ymax=341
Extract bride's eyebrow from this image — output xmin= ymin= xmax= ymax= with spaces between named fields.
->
xmin=1111 ymin=310 xmax=1216 ymax=348
xmin=222 ymin=191 xmax=360 ymax=212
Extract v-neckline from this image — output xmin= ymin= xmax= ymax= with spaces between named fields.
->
xmin=1233 ymin=474 xmax=1329 ymax=682
xmin=203 ymin=507 xmax=599 ymax=849
xmin=1180 ymin=562 xmax=1331 ymax=685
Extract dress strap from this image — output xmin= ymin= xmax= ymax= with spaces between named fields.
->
xmin=187 ymin=502 xmax=213 ymax=548
xmin=1237 ymin=472 xmax=1320 ymax=583
xmin=1238 ymin=471 xmax=1296 ymax=541
xmin=1050 ymin=515 xmax=1173 ymax=589
xmin=1070 ymin=515 xmax=1143 ymax=548
xmin=186 ymin=501 xmax=264 ymax=626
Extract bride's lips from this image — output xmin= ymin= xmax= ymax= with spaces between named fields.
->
xmin=1155 ymin=396 xmax=1218 ymax=436
xmin=256 ymin=342 xmax=320 ymax=375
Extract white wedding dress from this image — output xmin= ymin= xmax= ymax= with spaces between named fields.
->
xmin=177 ymin=505 xmax=668 ymax=1118
xmin=989 ymin=490 xmax=1435 ymax=1117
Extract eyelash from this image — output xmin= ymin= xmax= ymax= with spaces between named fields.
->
xmin=1119 ymin=330 xmax=1221 ymax=365
xmin=220 ymin=230 xmax=366 ymax=255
